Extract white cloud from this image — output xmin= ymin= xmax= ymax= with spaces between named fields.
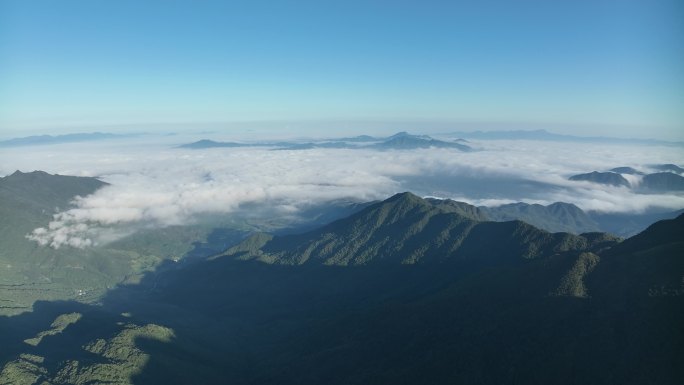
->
xmin=621 ymin=173 xmax=643 ymax=187
xmin=2 ymin=135 xmax=682 ymax=248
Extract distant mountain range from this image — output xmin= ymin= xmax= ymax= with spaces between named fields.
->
xmin=369 ymin=132 xmax=471 ymax=150
xmin=641 ymin=172 xmax=684 ymax=192
xmin=4 ymin=129 xmax=681 ymax=148
xmin=179 ymin=132 xmax=472 ymax=151
xmin=177 ymin=139 xmax=248 ymax=149
xmin=480 ymin=201 xmax=600 ymax=233
xmin=422 ymin=197 xmax=679 ymax=237
xmin=0 ymin=132 xmax=132 ymax=147
xmin=1 ymin=191 xmax=681 ymax=384
xmin=651 ymin=163 xmax=684 ymax=174
xmin=445 ymin=129 xmax=684 ymax=146
xmin=569 ymin=164 xmax=684 ymax=193
xmin=610 ymin=166 xmax=642 ymax=175
xmin=569 ymin=171 xmax=631 ymax=187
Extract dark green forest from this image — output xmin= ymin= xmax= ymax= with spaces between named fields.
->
xmin=1 ymin=175 xmax=683 ymax=384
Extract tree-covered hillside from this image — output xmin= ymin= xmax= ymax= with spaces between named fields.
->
xmin=0 ymin=171 xmax=248 ymax=315
xmin=1 ymin=194 xmax=681 ymax=384
xmin=0 ymin=171 xmax=371 ymax=315
xmin=219 ymin=192 xmax=617 ymax=265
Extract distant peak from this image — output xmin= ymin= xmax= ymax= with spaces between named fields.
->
xmin=548 ymin=201 xmax=578 ymax=208
xmin=8 ymin=170 xmax=49 ymax=177
xmin=385 ymin=191 xmax=423 ymax=203
xmin=387 ymin=131 xmax=417 ymax=140
xmin=387 ymin=131 xmax=431 ymax=139
xmin=389 ymin=191 xmax=418 ymax=198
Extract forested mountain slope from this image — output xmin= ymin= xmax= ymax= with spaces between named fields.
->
xmin=3 ymin=194 xmax=681 ymax=384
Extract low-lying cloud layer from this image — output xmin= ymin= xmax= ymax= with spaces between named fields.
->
xmin=3 ymin=134 xmax=683 ymax=248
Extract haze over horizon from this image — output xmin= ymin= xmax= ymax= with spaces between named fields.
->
xmin=1 ymin=0 xmax=683 ymax=140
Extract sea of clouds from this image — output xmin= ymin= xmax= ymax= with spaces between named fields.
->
xmin=2 ymin=133 xmax=683 ymax=248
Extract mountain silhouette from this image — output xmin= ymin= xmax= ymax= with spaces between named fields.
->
xmin=569 ymin=171 xmax=630 ymax=187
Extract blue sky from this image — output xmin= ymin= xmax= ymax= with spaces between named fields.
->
xmin=1 ymin=0 xmax=682 ymax=139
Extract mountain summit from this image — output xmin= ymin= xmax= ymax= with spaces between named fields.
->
xmin=218 ymin=192 xmax=616 ymax=265
xmin=372 ymin=132 xmax=471 ymax=151
xmin=1 ymin=191 xmax=681 ymax=384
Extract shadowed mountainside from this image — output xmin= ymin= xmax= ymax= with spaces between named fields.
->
xmin=0 ymin=171 xmax=249 ymax=315
xmin=1 ymin=194 xmax=682 ymax=384
xmin=217 ymin=192 xmax=617 ymax=266
xmin=639 ymin=172 xmax=684 ymax=192
xmin=569 ymin=164 xmax=684 ymax=193
xmin=569 ymin=171 xmax=630 ymax=187
xmin=480 ymin=201 xmax=600 ymax=234
xmin=0 ymin=171 xmax=372 ymax=315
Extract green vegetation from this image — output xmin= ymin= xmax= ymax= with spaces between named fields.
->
xmin=0 ymin=312 xmax=173 ymax=385
xmin=551 ymin=252 xmax=600 ymax=297
xmin=52 ymin=323 xmax=174 ymax=385
xmin=0 ymin=354 xmax=47 ymax=385
xmin=24 ymin=312 xmax=82 ymax=346
xmin=481 ymin=201 xmax=601 ymax=234
xmin=218 ymin=192 xmax=617 ymax=266
xmin=0 ymin=185 xmax=682 ymax=384
xmin=0 ymin=171 xmax=249 ymax=315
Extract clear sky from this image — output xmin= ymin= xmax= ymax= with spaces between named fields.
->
xmin=1 ymin=0 xmax=682 ymax=139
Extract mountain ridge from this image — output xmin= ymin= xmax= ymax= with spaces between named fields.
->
xmin=1 ymin=194 xmax=682 ymax=384
xmin=0 ymin=132 xmax=130 ymax=147
xmin=179 ymin=132 xmax=472 ymax=151
xmin=217 ymin=192 xmax=618 ymax=266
